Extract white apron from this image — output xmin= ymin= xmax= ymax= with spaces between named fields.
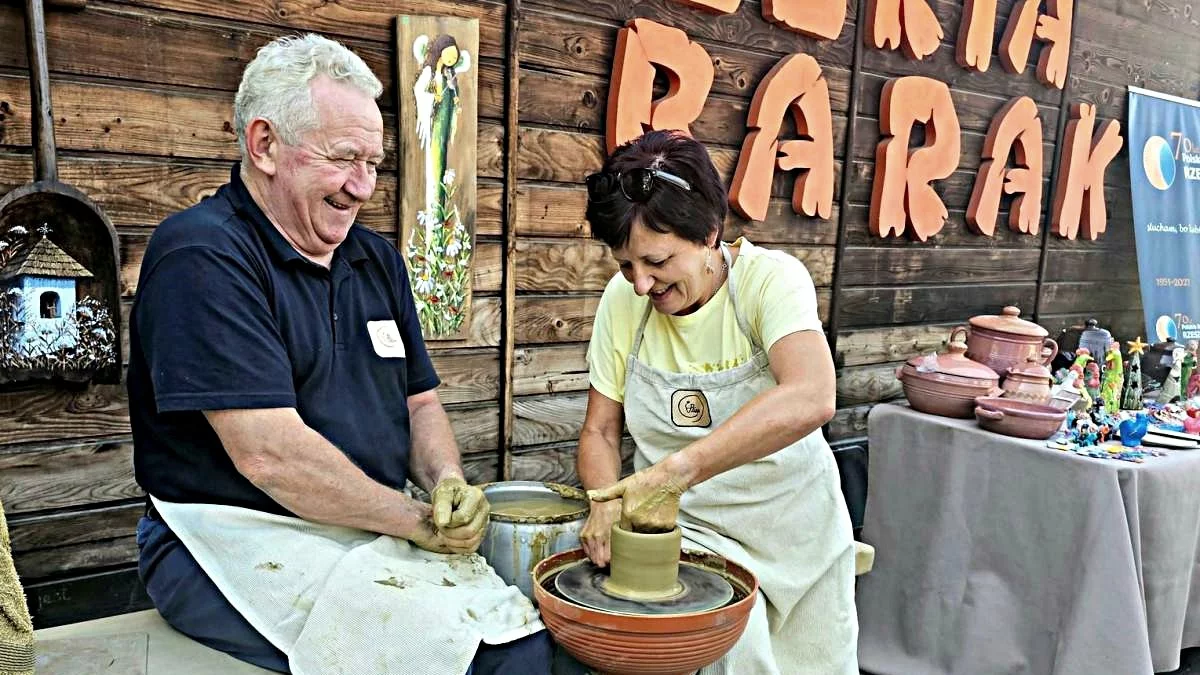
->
xmin=622 ymin=244 xmax=858 ymax=675
xmin=150 ymin=496 xmax=544 ymax=675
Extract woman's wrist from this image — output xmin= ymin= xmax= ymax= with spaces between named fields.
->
xmin=663 ymin=451 xmax=701 ymax=489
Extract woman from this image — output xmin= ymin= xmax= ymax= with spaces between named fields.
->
xmin=577 ymin=131 xmax=858 ymax=674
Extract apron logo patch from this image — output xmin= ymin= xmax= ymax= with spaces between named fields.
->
xmin=671 ymin=390 xmax=712 ymax=428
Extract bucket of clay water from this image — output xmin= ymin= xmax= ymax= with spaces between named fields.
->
xmin=479 ymin=481 xmax=589 ymax=599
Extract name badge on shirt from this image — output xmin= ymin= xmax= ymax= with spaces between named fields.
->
xmin=367 ymin=320 xmax=406 ymax=358
xmin=671 ymin=390 xmax=712 ymax=428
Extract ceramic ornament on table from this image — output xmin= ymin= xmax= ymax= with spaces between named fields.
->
xmin=1158 ymin=347 xmax=1187 ymax=404
xmin=1122 ymin=337 xmax=1148 ymax=410
xmin=1101 ymin=341 xmax=1124 ymax=415
xmin=1181 ymin=341 xmax=1197 ymax=397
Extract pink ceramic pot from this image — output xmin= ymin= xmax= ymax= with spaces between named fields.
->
xmin=959 ymin=306 xmax=1059 ymax=377
xmin=974 ymin=396 xmax=1067 ymax=440
xmin=896 ymin=330 xmax=1002 ymax=418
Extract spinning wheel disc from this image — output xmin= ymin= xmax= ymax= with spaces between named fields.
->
xmin=554 ymin=560 xmax=734 ymax=615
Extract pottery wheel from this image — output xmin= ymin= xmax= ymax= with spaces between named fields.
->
xmin=554 ymin=560 xmax=734 ymax=615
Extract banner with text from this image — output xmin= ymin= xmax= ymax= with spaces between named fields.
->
xmin=1128 ymin=87 xmax=1200 ymax=343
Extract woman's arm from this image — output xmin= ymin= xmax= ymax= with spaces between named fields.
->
xmin=665 ymin=329 xmax=836 ymax=486
xmin=577 ymin=387 xmax=627 ymax=565
xmin=589 ymin=329 xmax=836 ymax=529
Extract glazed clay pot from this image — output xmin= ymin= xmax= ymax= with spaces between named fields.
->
xmin=959 ymin=306 xmax=1059 ymax=377
xmin=533 ymin=548 xmax=756 ymax=675
xmin=974 ymin=396 xmax=1067 ymax=440
xmin=1001 ymin=358 xmax=1054 ymax=404
xmin=896 ymin=330 xmax=1002 ymax=418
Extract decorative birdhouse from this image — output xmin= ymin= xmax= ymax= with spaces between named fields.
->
xmin=0 ymin=224 xmax=116 ymax=383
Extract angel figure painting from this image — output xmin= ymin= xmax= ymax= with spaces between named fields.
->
xmin=398 ymin=17 xmax=479 ymax=339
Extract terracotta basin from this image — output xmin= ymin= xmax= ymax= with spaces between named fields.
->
xmin=896 ymin=330 xmax=1002 ymax=418
xmin=533 ymin=548 xmax=757 ymax=675
xmin=974 ymin=396 xmax=1067 ymax=440
xmin=960 ymin=306 xmax=1059 ymax=377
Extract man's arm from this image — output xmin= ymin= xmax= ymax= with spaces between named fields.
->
xmin=405 ymin=388 xmax=465 ymax=493
xmin=204 ymin=408 xmax=428 ymax=539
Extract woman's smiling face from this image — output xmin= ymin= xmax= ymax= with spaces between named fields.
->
xmin=612 ymin=220 xmax=718 ymax=316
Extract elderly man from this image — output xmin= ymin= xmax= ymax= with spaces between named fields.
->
xmin=128 ymin=34 xmax=550 ymax=674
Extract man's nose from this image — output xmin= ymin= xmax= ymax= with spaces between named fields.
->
xmin=345 ymin=164 xmax=376 ymax=202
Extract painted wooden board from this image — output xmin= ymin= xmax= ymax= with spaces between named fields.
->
xmin=397 ymin=15 xmax=479 ymax=339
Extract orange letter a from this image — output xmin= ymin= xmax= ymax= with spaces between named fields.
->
xmin=870 ymin=77 xmax=961 ymax=242
xmin=967 ymin=96 xmax=1044 ymax=236
xmin=730 ymin=54 xmax=835 ymax=222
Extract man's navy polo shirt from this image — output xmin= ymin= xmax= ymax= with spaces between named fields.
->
xmin=128 ymin=165 xmax=440 ymax=516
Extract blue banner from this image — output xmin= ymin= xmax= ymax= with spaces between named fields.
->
xmin=1127 ymin=87 xmax=1200 ymax=344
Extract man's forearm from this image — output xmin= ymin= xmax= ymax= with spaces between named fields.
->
xmin=407 ymin=391 xmax=465 ymax=492
xmin=206 ymin=409 xmax=428 ymax=538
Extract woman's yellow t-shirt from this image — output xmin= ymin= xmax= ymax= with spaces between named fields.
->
xmin=586 ymin=238 xmax=825 ymax=403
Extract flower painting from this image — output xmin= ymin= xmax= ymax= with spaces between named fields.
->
xmin=398 ymin=17 xmax=479 ymax=340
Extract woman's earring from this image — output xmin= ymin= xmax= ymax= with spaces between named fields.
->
xmin=704 ymin=248 xmax=714 ymax=274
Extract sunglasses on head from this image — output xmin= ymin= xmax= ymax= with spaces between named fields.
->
xmin=585 ymin=168 xmax=693 ymax=203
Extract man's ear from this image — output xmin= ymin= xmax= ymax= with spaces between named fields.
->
xmin=244 ymin=118 xmax=279 ymax=176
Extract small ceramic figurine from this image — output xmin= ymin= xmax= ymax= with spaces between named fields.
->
xmin=1184 ymin=407 xmax=1200 ymax=435
xmin=1072 ymin=348 xmax=1094 ymax=371
xmin=1189 ymin=366 xmax=1200 ymax=400
xmin=1158 ymin=347 xmax=1187 ymax=403
xmin=1119 ymin=412 xmax=1151 ymax=447
xmin=1122 ymin=339 xmax=1147 ymax=410
xmin=1101 ymin=342 xmax=1124 ymax=415
xmin=1085 ymin=362 xmax=1102 ymax=404
xmin=1182 ymin=342 xmax=1198 ymax=398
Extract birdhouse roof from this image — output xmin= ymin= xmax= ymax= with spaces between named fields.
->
xmin=0 ymin=234 xmax=93 ymax=281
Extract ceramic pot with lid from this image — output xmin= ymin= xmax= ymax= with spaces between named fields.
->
xmin=1001 ymin=357 xmax=1054 ymax=404
xmin=1077 ymin=319 xmax=1113 ymax=372
xmin=896 ymin=328 xmax=1002 ymax=418
xmin=959 ymin=306 xmax=1059 ymax=377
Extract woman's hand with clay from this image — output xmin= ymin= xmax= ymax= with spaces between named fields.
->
xmin=580 ymin=498 xmax=622 ymax=567
xmin=587 ymin=457 xmax=693 ymax=534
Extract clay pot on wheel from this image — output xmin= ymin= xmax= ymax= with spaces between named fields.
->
xmin=896 ymin=328 xmax=1002 ymax=418
xmin=959 ymin=306 xmax=1059 ymax=377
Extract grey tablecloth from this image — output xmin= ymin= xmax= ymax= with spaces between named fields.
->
xmin=856 ymin=403 xmax=1200 ymax=675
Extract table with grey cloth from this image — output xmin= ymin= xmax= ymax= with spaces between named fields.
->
xmin=856 ymin=403 xmax=1200 ymax=675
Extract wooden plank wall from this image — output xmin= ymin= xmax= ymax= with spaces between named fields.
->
xmin=0 ymin=0 xmax=1197 ymax=625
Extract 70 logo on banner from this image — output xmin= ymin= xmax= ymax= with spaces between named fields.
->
xmin=1167 ymin=132 xmax=1200 ymax=181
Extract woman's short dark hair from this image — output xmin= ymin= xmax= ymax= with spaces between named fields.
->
xmin=585 ymin=131 xmax=728 ymax=250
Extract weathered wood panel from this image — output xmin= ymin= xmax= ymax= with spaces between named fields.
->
xmin=429 ymin=349 xmax=501 ymax=405
xmin=513 ymin=343 xmax=590 ymax=396
xmin=828 ymin=404 xmax=872 ymax=441
xmin=837 ymin=363 xmax=904 ymax=407
xmin=510 ymin=437 xmax=636 ymax=485
xmin=835 ymin=323 xmax=958 ymax=368
xmin=515 ymin=295 xmax=602 ymax=344
xmin=513 ymin=391 xmax=588 ymax=447
xmin=0 ymin=440 xmax=140 ymax=515
xmin=838 ymin=283 xmax=1039 ymax=327
xmin=119 ymin=0 xmax=508 ymax=55
xmin=839 ymin=247 xmax=1042 ymax=285
xmin=1039 ymin=282 xmax=1143 ymax=315
xmin=9 ymin=503 xmax=143 ymax=554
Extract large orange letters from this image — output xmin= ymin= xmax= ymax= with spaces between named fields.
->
xmin=730 ymin=54 xmax=835 ymax=221
xmin=865 ymin=0 xmax=943 ymax=60
xmin=673 ymin=0 xmax=742 ymax=11
xmin=764 ymin=0 xmax=846 ymax=40
xmin=967 ymin=96 xmax=1044 ymax=236
xmin=606 ymin=19 xmax=715 ymax=154
xmin=957 ymin=0 xmax=998 ymax=72
xmin=1000 ymin=0 xmax=1071 ymax=89
xmin=870 ymin=77 xmax=961 ymax=241
xmin=1051 ymin=103 xmax=1123 ymax=240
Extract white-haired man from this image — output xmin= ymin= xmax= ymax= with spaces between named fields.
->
xmin=128 ymin=34 xmax=552 ymax=674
